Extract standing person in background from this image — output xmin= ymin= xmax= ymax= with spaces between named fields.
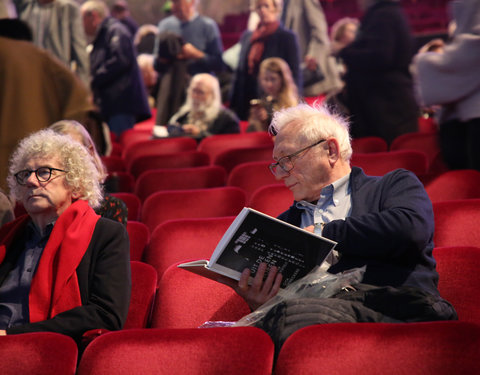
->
xmin=281 ymin=0 xmax=343 ymax=97
xmin=153 ymin=0 xmax=224 ymax=125
xmin=330 ymin=17 xmax=360 ymax=56
xmin=229 ymin=0 xmax=301 ymax=121
xmin=0 ymin=18 xmax=93 ymax=191
xmin=14 ymin=0 xmax=91 ymax=87
xmin=338 ymin=0 xmax=419 ymax=145
xmin=248 ymin=57 xmax=299 ymax=132
xmin=412 ymin=0 xmax=480 ymax=171
xmin=110 ymin=0 xmax=138 ymax=39
xmin=81 ymin=0 xmax=151 ymax=138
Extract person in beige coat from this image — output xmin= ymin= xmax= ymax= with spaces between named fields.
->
xmin=14 ymin=0 xmax=91 ymax=86
xmin=0 ymin=19 xmax=93 ymax=190
xmin=281 ymin=0 xmax=343 ymax=97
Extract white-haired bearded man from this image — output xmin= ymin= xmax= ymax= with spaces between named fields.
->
xmin=154 ymin=73 xmax=240 ymax=140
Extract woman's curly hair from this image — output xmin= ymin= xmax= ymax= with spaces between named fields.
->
xmin=7 ymin=129 xmax=103 ymax=208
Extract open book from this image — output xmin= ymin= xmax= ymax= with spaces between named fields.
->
xmin=178 ymin=207 xmax=337 ymax=288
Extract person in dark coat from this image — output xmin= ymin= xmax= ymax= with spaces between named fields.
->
xmin=229 ymin=0 xmax=301 ymax=121
xmin=81 ymin=0 xmax=150 ymax=137
xmin=0 ymin=129 xmax=130 ymax=344
xmin=219 ymin=103 xmax=456 ymax=351
xmin=338 ymin=0 xmax=419 ymax=145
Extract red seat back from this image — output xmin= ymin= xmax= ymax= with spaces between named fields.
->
xmin=126 ymin=221 xmax=150 ymax=262
xmin=197 ymin=132 xmax=274 ymax=161
xmin=151 ymin=263 xmax=250 ymax=329
xmin=122 ymin=138 xmax=197 ymax=164
xmin=275 ymin=322 xmax=480 ymax=375
xmin=213 ymin=145 xmax=274 ymax=174
xmin=351 ymin=150 xmax=428 ymax=176
xmin=128 ymin=150 xmax=210 ymax=178
xmin=77 ymin=327 xmax=274 ymax=375
xmin=134 ymin=166 xmax=227 ymax=202
xmin=124 ymin=261 xmax=157 ymax=329
xmin=433 ymin=199 xmax=480 ymax=248
xmin=249 ymin=184 xmax=293 ymax=217
xmin=351 ymin=136 xmax=388 ymax=153
xmin=144 ymin=217 xmax=235 ymax=281
xmin=425 ymin=169 xmax=480 ymax=203
xmin=140 ymin=187 xmax=246 ymax=233
xmin=434 ymin=246 xmax=480 ymax=323
xmin=0 ymin=332 xmax=78 ymax=375
xmin=227 ymin=161 xmax=279 ymax=203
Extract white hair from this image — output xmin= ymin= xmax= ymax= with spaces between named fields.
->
xmin=8 ymin=129 xmax=103 ymax=208
xmin=169 ymin=73 xmax=222 ymax=125
xmin=270 ymin=102 xmax=353 ymax=161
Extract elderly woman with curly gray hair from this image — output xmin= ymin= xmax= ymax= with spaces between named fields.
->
xmin=0 ymin=129 xmax=131 ymax=344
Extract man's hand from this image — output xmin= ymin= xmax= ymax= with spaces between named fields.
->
xmin=0 ymin=330 xmax=6 ymax=336
xmin=178 ymin=43 xmax=205 ymax=60
xmin=182 ymin=124 xmax=201 ymax=136
xmin=304 ymin=55 xmax=318 ymax=71
xmin=217 ymin=262 xmax=283 ymax=311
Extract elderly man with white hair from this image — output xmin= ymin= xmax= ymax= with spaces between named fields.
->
xmin=154 ymin=73 xmax=239 ymax=140
xmin=219 ymin=103 xmax=457 ymax=350
xmin=0 ymin=129 xmax=131 ymax=342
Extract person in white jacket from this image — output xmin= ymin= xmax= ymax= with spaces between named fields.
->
xmin=412 ymin=0 xmax=480 ymax=171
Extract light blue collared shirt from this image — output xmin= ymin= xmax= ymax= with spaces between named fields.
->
xmin=296 ymin=173 xmax=352 ymax=234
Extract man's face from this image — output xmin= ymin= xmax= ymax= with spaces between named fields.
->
xmin=171 ymin=0 xmax=193 ymax=21
xmin=82 ymin=11 xmax=98 ymax=37
xmin=18 ymin=156 xmax=75 ymax=220
xmin=190 ymin=81 xmax=212 ymax=110
xmin=272 ymin=122 xmax=331 ymax=202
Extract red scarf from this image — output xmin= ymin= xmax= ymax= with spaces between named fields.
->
xmin=247 ymin=20 xmax=280 ymax=74
xmin=0 ymin=200 xmax=99 ymax=322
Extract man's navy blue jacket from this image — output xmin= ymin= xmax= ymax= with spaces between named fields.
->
xmin=278 ymin=167 xmax=439 ymax=296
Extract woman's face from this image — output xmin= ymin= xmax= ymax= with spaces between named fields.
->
xmin=255 ymin=0 xmax=278 ymax=24
xmin=340 ymin=23 xmax=358 ymax=44
xmin=260 ymin=69 xmax=282 ymax=97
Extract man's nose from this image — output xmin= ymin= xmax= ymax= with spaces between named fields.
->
xmin=25 ymin=172 xmax=39 ymax=186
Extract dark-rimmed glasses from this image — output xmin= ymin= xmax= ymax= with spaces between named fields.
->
xmin=269 ymin=139 xmax=325 ymax=175
xmin=14 ymin=167 xmax=68 ymax=186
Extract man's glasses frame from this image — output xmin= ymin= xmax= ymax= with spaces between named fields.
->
xmin=269 ymin=139 xmax=326 ymax=175
xmin=14 ymin=167 xmax=68 ymax=186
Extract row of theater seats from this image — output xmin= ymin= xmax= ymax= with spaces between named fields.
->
xmin=119 ymin=201 xmax=480 ymax=336
xmin=2 ymin=264 xmax=480 ymax=375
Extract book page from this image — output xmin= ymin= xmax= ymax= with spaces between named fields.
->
xmin=209 ymin=208 xmax=336 ymax=288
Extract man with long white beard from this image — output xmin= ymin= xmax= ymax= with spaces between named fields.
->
xmin=154 ymin=73 xmax=240 ymax=140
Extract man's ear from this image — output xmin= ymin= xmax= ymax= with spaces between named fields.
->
xmin=326 ymin=138 xmax=341 ymax=165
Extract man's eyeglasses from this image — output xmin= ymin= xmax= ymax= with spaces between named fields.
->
xmin=14 ymin=167 xmax=68 ymax=186
xmin=269 ymin=139 xmax=325 ymax=175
